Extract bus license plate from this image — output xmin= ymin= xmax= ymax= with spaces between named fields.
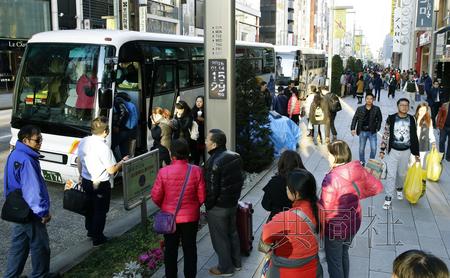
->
xmin=42 ymin=170 xmax=64 ymax=184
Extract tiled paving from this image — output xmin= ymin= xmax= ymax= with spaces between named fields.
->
xmin=153 ymin=89 xmax=450 ymax=277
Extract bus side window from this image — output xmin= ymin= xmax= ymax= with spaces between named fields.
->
xmin=192 ymin=62 xmax=204 ymax=86
xmin=263 ymin=48 xmax=275 ymax=74
xmin=178 ymin=63 xmax=190 ymax=88
xmin=155 ymin=64 xmax=175 ymax=93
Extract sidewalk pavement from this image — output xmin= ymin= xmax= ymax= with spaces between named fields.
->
xmin=0 ymin=92 xmax=13 ymax=110
xmin=154 ymin=89 xmax=450 ymax=278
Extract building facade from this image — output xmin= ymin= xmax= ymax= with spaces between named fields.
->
xmin=432 ymin=0 xmax=450 ymax=88
xmin=260 ymin=0 xmax=292 ymax=45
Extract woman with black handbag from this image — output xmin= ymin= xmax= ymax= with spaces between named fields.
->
xmin=77 ymin=116 xmax=128 ymax=246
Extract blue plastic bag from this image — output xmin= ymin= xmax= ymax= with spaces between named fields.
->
xmin=268 ymin=113 xmax=301 ymax=157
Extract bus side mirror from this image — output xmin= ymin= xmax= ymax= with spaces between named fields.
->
xmin=98 ymin=88 xmax=113 ymax=109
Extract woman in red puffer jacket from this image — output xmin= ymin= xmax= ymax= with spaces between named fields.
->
xmin=319 ymin=140 xmax=382 ymax=278
xmin=287 ymin=87 xmax=301 ymax=125
xmin=151 ymin=138 xmax=206 ymax=278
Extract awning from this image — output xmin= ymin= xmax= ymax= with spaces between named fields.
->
xmin=435 ymin=25 xmax=450 ymax=35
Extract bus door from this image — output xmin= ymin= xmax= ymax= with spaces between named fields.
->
xmin=115 ymin=61 xmax=145 ymax=155
xmin=150 ymin=60 xmax=178 ymax=119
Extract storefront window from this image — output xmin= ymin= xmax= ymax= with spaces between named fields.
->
xmin=0 ymin=40 xmax=26 ymax=91
xmin=0 ymin=0 xmax=51 ymax=38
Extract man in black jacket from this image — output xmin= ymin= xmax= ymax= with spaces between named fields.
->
xmin=204 ymin=129 xmax=244 ymax=276
xmin=351 ymin=93 xmax=382 ymax=166
xmin=259 ymin=81 xmax=272 ymax=110
xmin=379 ymin=98 xmax=420 ymax=209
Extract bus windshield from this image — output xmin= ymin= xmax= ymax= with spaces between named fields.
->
xmin=12 ymin=43 xmax=101 ymax=135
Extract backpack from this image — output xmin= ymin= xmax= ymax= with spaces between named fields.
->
xmin=406 ymin=81 xmax=416 ymax=92
xmin=124 ymin=101 xmax=138 ymax=129
xmin=314 ymin=106 xmax=324 ymax=121
xmin=189 ymin=120 xmax=199 ymax=141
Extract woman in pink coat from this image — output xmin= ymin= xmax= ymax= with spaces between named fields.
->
xmin=319 ymin=140 xmax=382 ymax=278
xmin=151 ymin=138 xmax=206 ymax=278
xmin=287 ymin=87 xmax=301 ymax=125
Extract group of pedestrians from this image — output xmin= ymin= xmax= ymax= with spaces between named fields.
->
xmin=259 ymin=139 xmax=449 ymax=278
xmin=2 ymin=71 xmax=450 ymax=278
xmin=149 ymin=96 xmax=206 ymax=167
xmin=351 ymin=77 xmax=449 ymax=209
xmin=272 ymin=82 xmax=342 ymax=145
xmin=151 ymin=129 xmax=244 ymax=278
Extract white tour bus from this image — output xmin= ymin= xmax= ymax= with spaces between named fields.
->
xmin=10 ymin=30 xmax=275 ymax=184
xmin=275 ymin=45 xmax=326 ymax=97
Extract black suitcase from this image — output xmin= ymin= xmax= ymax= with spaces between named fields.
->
xmin=236 ymin=201 xmax=254 ymax=256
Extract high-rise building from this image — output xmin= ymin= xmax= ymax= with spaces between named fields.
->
xmin=178 ymin=0 xmax=260 ymax=41
xmin=260 ymin=0 xmax=295 ymax=45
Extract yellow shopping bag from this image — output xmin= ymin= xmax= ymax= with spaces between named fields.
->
xmin=426 ymin=147 xmax=443 ymax=182
xmin=404 ymin=162 xmax=427 ymax=204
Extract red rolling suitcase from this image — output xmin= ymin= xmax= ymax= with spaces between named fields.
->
xmin=236 ymin=201 xmax=254 ymax=256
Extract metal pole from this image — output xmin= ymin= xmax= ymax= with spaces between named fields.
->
xmin=114 ymin=0 xmax=120 ymax=30
xmin=140 ymin=197 xmax=147 ymax=233
xmin=429 ymin=10 xmax=438 ymax=76
xmin=410 ymin=0 xmax=418 ymax=70
xmin=51 ymin=0 xmax=59 ymax=30
xmin=76 ymin=0 xmax=83 ymax=29
xmin=327 ymin=0 xmax=334 ymax=84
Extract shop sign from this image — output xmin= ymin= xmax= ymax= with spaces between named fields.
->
xmin=122 ymin=0 xmax=129 ymax=30
xmin=419 ymin=31 xmax=431 ymax=46
xmin=416 ymin=0 xmax=433 ymax=29
xmin=436 ymin=33 xmax=445 ymax=56
xmin=139 ymin=6 xmax=147 ymax=32
xmin=400 ymin=0 xmax=414 ymax=45
xmin=0 ymin=39 xmax=27 ymax=50
xmin=393 ymin=8 xmax=402 ymax=52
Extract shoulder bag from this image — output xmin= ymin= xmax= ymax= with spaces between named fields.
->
xmin=1 ymin=151 xmax=32 ymax=223
xmin=153 ymin=164 xmax=192 ymax=234
xmin=189 ymin=121 xmax=199 ymax=141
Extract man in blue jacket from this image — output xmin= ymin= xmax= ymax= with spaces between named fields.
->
xmin=3 ymin=125 xmax=52 ymax=278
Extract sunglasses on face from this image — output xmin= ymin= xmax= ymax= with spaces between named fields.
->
xmin=29 ymin=137 xmax=43 ymax=144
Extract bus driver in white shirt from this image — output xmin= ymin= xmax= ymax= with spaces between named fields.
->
xmin=77 ymin=116 xmax=128 ymax=246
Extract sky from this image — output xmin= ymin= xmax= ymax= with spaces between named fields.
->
xmin=335 ymin=0 xmax=392 ymax=55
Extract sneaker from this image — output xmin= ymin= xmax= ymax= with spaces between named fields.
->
xmin=209 ymin=267 xmax=233 ymax=277
xmin=235 ymin=267 xmax=242 ymax=271
xmin=383 ymin=196 xmax=392 ymax=210
xmin=397 ymin=190 xmax=403 ymax=200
